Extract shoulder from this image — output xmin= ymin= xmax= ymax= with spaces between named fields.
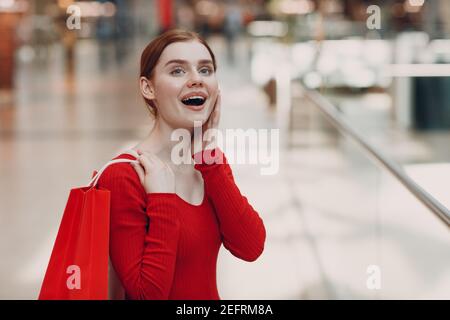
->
xmin=96 ymin=153 xmax=147 ymax=212
xmin=96 ymin=153 xmax=142 ymax=192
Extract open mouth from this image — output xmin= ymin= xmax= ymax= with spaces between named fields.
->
xmin=181 ymin=96 xmax=206 ymax=106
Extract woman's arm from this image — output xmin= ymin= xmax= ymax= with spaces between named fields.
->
xmin=193 ymin=148 xmax=266 ymax=262
xmin=98 ymin=164 xmax=180 ymax=299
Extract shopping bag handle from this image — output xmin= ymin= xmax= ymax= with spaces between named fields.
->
xmin=88 ymin=158 xmax=139 ymax=189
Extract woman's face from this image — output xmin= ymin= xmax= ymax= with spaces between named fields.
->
xmin=144 ymin=40 xmax=219 ymax=129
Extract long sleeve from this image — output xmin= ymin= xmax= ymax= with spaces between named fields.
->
xmin=193 ymin=148 xmax=266 ymax=262
xmin=97 ymin=163 xmax=180 ymax=300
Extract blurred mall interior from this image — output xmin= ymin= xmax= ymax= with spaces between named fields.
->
xmin=0 ymin=0 xmax=450 ymax=299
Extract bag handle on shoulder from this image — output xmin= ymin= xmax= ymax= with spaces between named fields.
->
xmin=88 ymin=152 xmax=139 ymax=188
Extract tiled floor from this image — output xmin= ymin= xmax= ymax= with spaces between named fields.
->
xmin=1 ymin=35 xmax=449 ymax=299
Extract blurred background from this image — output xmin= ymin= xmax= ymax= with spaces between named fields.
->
xmin=0 ymin=0 xmax=450 ymax=299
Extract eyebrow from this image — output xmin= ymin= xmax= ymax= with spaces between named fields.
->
xmin=164 ymin=59 xmax=214 ymax=67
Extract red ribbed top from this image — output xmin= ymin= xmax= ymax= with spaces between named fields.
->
xmin=97 ymin=148 xmax=266 ymax=300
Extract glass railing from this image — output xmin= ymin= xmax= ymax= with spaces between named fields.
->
xmin=287 ymin=81 xmax=450 ymax=299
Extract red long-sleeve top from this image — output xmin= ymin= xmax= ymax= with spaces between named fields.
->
xmin=97 ymin=148 xmax=266 ymax=300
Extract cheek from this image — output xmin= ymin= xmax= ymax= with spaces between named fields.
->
xmin=206 ymin=80 xmax=219 ymax=103
xmin=154 ymin=77 xmax=183 ymax=100
xmin=207 ymin=77 xmax=219 ymax=92
xmin=153 ymin=80 xmax=184 ymax=120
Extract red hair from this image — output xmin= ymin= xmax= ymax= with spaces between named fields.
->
xmin=140 ymin=29 xmax=217 ymax=115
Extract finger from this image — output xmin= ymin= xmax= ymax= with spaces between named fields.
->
xmin=138 ymin=154 xmax=153 ymax=173
xmin=207 ymin=110 xmax=214 ymax=129
xmin=203 ymin=107 xmax=216 ymax=143
xmin=209 ymin=92 xmax=220 ymax=128
xmin=213 ymin=91 xmax=219 ymax=113
xmin=137 ymin=149 xmax=156 ymax=160
xmin=204 ymin=105 xmax=215 ymax=130
xmin=131 ymin=162 xmax=145 ymax=185
xmin=212 ymin=108 xmax=219 ymax=127
xmin=206 ymin=91 xmax=219 ymax=122
xmin=216 ymin=89 xmax=221 ymax=106
xmin=137 ymin=149 xmax=155 ymax=164
xmin=211 ymin=95 xmax=219 ymax=121
xmin=213 ymin=92 xmax=221 ymax=124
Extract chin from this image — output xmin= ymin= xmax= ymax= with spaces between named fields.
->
xmin=183 ymin=114 xmax=209 ymax=128
xmin=181 ymin=108 xmax=212 ymax=126
xmin=169 ymin=114 xmax=205 ymax=130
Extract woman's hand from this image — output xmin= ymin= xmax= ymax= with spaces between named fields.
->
xmin=203 ymin=89 xmax=221 ymax=147
xmin=131 ymin=150 xmax=175 ymax=194
xmin=192 ymin=89 xmax=221 ymax=156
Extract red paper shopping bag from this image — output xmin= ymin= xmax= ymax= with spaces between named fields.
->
xmin=38 ymin=186 xmax=111 ymax=300
xmin=39 ymin=158 xmax=135 ymax=300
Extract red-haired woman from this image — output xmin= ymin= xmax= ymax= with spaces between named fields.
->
xmin=97 ymin=29 xmax=266 ymax=300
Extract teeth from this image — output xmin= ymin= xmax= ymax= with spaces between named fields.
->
xmin=183 ymin=96 xmax=204 ymax=101
xmin=181 ymin=95 xmax=206 ymax=106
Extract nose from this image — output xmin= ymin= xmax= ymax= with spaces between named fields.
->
xmin=187 ymin=70 xmax=203 ymax=88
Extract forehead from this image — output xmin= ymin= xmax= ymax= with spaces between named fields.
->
xmin=158 ymin=41 xmax=212 ymax=65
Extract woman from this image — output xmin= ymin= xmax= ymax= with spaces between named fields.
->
xmin=97 ymin=29 xmax=266 ymax=300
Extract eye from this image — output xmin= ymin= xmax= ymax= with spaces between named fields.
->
xmin=199 ymin=67 xmax=213 ymax=75
xmin=170 ymin=67 xmax=185 ymax=76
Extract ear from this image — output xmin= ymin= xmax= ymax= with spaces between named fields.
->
xmin=140 ymin=76 xmax=155 ymax=100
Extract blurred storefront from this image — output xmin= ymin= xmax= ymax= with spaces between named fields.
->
xmin=0 ymin=0 xmax=449 ymax=300
xmin=0 ymin=0 xmax=27 ymax=92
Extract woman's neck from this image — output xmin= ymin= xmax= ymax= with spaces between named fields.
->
xmin=134 ymin=118 xmax=193 ymax=165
